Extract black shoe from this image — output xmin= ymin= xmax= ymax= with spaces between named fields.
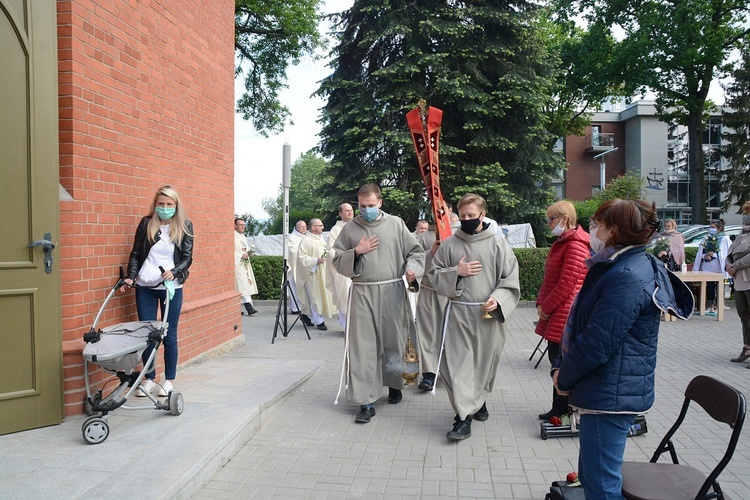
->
xmin=538 ymin=409 xmax=566 ymax=421
xmin=418 ymin=373 xmax=435 ymax=392
xmin=731 ymin=347 xmax=750 ymax=362
xmin=355 ymin=405 xmax=375 ymax=423
xmin=447 ymin=416 xmax=472 ymax=440
xmin=538 ymin=410 xmax=556 ymax=420
xmin=300 ymin=314 xmax=314 ymax=327
xmin=244 ymin=304 xmax=258 ymax=315
xmin=388 ymin=388 xmax=402 ymax=404
xmin=472 ymin=402 xmax=489 ymax=422
xmin=316 ymin=322 xmax=328 ymax=331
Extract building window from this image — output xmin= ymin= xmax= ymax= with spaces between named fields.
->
xmin=591 ymin=125 xmax=602 ymax=146
xmin=702 ymin=117 xmax=722 ymax=146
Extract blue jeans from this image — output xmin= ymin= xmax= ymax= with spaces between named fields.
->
xmin=136 ymin=286 xmax=183 ymax=381
xmin=578 ymin=413 xmax=636 ymax=499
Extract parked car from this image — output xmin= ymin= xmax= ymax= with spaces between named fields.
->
xmin=683 ymin=225 xmax=742 ymax=248
xmin=677 ymin=224 xmax=708 ymax=241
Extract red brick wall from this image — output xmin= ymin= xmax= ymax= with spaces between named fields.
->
xmin=57 ymin=1 xmax=239 ymax=415
xmin=564 ymin=123 xmax=626 ymax=200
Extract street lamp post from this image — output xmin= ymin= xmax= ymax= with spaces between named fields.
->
xmin=593 ymin=147 xmax=619 ymax=191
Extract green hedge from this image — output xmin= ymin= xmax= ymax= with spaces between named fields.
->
xmin=514 ymin=248 xmax=550 ymax=301
xmin=251 ymin=249 xmax=551 ymax=302
xmin=685 ymin=247 xmax=697 ymax=265
xmin=251 ymin=247 xmax=695 ymax=302
xmin=249 ymin=255 xmax=284 ymax=300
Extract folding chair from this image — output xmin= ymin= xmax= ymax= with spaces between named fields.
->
xmin=621 ymin=375 xmax=746 ymax=500
xmin=529 ymin=335 xmax=548 ymax=369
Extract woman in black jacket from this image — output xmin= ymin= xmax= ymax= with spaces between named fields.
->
xmin=122 ymin=185 xmax=193 ymax=397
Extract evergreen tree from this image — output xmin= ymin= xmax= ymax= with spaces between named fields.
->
xmin=721 ymin=50 xmax=750 ymax=212
xmin=315 ymin=0 xmax=563 ymax=230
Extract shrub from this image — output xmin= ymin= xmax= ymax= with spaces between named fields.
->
xmin=684 ymin=247 xmax=697 ymax=265
xmin=251 ymin=248 xmax=552 ymax=302
xmin=515 ymin=248 xmax=549 ymax=301
xmin=249 ymin=255 xmax=284 ymax=300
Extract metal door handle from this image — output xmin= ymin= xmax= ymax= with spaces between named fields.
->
xmin=28 ymin=232 xmax=55 ymax=274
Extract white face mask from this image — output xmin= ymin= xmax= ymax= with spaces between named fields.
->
xmin=552 ymin=220 xmax=566 ymax=237
xmin=590 ymin=226 xmax=607 ymax=252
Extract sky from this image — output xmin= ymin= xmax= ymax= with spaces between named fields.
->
xmin=234 ymin=0 xmax=353 ymax=220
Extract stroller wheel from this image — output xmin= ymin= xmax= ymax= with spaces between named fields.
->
xmin=82 ymin=417 xmax=109 ymax=444
xmin=169 ymin=391 xmax=184 ymax=416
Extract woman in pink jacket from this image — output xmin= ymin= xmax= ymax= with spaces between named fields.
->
xmin=536 ymin=201 xmax=591 ymax=420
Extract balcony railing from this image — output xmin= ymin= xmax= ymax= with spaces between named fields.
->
xmin=587 ymin=132 xmax=615 ymax=152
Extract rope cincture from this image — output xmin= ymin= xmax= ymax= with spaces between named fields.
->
xmin=334 ymin=278 xmax=404 ymax=405
xmin=432 ymin=299 xmax=485 ymax=396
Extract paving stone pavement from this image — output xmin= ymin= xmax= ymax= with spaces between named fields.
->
xmin=194 ymin=302 xmax=750 ymax=500
xmin=1 ymin=301 xmax=749 ymax=499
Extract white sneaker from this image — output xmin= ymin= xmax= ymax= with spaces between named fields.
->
xmin=157 ymin=380 xmax=173 ymax=397
xmin=136 ymin=378 xmax=156 ymax=397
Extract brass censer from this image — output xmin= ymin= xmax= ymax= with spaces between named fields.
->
xmin=401 ymin=336 xmax=420 ymax=385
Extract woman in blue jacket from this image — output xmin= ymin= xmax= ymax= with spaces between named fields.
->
xmin=552 ymin=199 xmax=693 ymax=499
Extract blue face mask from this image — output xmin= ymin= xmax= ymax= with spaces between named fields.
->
xmin=360 ymin=206 xmax=380 ymax=222
xmin=708 ymin=227 xmax=717 ymax=235
xmin=156 ymin=207 xmax=176 ymax=220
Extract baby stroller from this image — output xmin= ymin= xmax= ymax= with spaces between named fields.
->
xmin=81 ymin=268 xmax=184 ymax=444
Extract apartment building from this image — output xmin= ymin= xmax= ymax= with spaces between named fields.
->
xmin=554 ymin=100 xmax=742 ymax=225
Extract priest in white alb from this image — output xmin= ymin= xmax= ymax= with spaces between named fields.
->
xmin=326 ymin=203 xmax=354 ymax=328
xmin=287 ymin=220 xmax=312 ymax=325
xmin=295 ymin=218 xmax=336 ymax=331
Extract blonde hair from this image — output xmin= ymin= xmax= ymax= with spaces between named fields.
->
xmin=457 ymin=193 xmax=486 ymax=213
xmin=547 ymin=200 xmax=577 ymax=230
xmin=147 ymin=185 xmax=192 ymax=245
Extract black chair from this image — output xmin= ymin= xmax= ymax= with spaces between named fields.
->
xmin=621 ymin=375 xmax=746 ymax=500
xmin=528 ymin=336 xmax=548 ymax=369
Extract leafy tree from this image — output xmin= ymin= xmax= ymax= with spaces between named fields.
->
xmin=261 ymin=151 xmax=338 ymax=233
xmin=555 ymin=0 xmax=750 ymax=223
xmin=538 ymin=12 xmax=621 ymax=149
xmin=595 ymin=171 xmax=645 ymax=202
xmin=235 ymin=212 xmax=264 ymax=236
xmin=235 ymin=0 xmax=325 ymax=135
xmin=315 ymin=0 xmax=563 ymax=233
xmin=568 ymin=172 xmax=645 ymax=233
xmin=721 ymin=50 xmax=750 ymax=212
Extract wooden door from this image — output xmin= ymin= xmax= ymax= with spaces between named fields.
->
xmin=0 ymin=0 xmax=63 ymax=434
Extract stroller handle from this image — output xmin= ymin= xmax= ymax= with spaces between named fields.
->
xmin=86 ymin=267 xmax=171 ymax=341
